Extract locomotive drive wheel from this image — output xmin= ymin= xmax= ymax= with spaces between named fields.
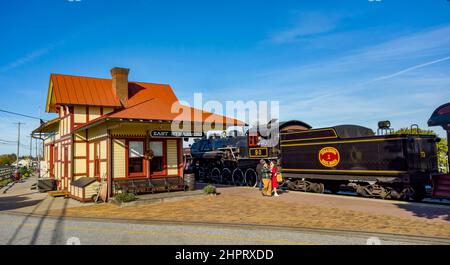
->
xmin=196 ymin=167 xmax=206 ymax=182
xmin=221 ymin=168 xmax=232 ymax=185
xmin=232 ymin=168 xmax=244 ymax=186
xmin=210 ymin=168 xmax=222 ymax=184
xmin=244 ymin=168 xmax=257 ymax=187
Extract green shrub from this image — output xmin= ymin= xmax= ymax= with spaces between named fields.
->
xmin=115 ymin=192 xmax=136 ymax=203
xmin=19 ymin=167 xmax=31 ymax=178
xmin=203 ymin=185 xmax=217 ymax=195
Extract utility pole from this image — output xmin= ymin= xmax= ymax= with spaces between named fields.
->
xmin=35 ymin=134 xmax=39 ymax=178
xmin=14 ymin=122 xmax=24 ymax=172
xmin=29 ymin=135 xmax=32 ymax=167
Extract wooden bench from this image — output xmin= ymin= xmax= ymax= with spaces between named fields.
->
xmin=165 ymin=176 xmax=187 ymax=192
xmin=114 ymin=177 xmax=186 ymax=195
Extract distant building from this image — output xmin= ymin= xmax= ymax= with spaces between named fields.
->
xmin=12 ymin=159 xmax=31 ymax=168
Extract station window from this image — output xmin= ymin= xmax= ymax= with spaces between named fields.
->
xmin=149 ymin=141 xmax=164 ymax=175
xmin=128 ymin=141 xmax=144 ymax=175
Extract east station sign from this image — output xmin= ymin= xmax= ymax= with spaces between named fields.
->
xmin=151 ymin=130 xmax=204 ymax=138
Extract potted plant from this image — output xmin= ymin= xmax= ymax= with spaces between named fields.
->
xmin=203 ymin=185 xmax=217 ymax=196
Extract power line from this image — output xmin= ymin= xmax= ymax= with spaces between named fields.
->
xmin=0 ymin=109 xmax=45 ymax=121
xmin=0 ymin=139 xmax=16 ymax=143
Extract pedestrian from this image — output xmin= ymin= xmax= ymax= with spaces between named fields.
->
xmin=270 ymin=160 xmax=280 ymax=197
xmin=261 ymin=160 xmax=272 ymax=197
xmin=255 ymin=159 xmax=265 ymax=191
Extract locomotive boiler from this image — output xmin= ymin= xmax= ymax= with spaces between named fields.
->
xmin=189 ymin=120 xmax=311 ymax=186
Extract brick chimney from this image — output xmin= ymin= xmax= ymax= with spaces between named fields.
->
xmin=111 ymin=67 xmax=130 ymax=106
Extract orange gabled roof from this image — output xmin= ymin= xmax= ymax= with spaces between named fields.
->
xmin=127 ymin=81 xmax=179 ymax=106
xmin=47 ymin=74 xmax=178 ymax=112
xmin=49 ymin=74 xmax=121 ymax=109
xmin=46 ymin=71 xmax=245 ymax=128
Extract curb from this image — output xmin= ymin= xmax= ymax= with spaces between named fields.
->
xmin=111 ymin=191 xmax=206 ymax=208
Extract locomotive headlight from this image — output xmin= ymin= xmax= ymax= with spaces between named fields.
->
xmin=378 ymin=120 xmax=391 ymax=129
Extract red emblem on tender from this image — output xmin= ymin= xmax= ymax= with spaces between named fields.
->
xmin=318 ymin=147 xmax=340 ymax=167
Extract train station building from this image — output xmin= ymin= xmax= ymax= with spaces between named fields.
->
xmin=33 ymin=67 xmax=243 ymax=202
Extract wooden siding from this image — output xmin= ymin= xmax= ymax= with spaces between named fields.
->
xmin=110 ymin=123 xmax=173 ymax=137
xmin=112 ymin=139 xmax=126 ymax=179
xmin=88 ymin=106 xmax=101 ymax=121
xmin=87 ymin=126 xmax=107 ymax=141
xmin=85 ymin=182 xmax=100 ymax=198
xmin=167 ymin=139 xmax=178 ymax=175
xmin=103 ymin=107 xmax=114 ymax=115
xmin=74 ymin=106 xmax=87 ymax=124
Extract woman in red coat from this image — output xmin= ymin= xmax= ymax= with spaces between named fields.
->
xmin=270 ymin=161 xmax=279 ymax=197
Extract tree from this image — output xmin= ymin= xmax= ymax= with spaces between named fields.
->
xmin=394 ymin=128 xmax=448 ymax=173
xmin=0 ymin=154 xmax=17 ymax=166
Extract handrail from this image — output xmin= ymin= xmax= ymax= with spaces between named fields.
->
xmin=0 ymin=166 xmax=13 ymax=181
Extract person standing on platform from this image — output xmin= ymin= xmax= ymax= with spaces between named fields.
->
xmin=256 ymin=159 xmax=265 ymax=191
xmin=270 ymin=160 xmax=280 ymax=197
xmin=261 ymin=160 xmax=272 ymax=196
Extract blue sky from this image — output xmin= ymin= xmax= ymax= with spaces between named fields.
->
xmin=0 ymin=0 xmax=450 ymax=155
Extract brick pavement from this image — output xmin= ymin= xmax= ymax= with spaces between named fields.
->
xmin=43 ymin=186 xmax=450 ymax=238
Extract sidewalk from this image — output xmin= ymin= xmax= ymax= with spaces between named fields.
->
xmin=0 ymin=174 xmax=92 ymax=214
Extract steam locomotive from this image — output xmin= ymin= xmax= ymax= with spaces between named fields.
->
xmin=189 ymin=120 xmax=441 ymax=201
xmin=189 ymin=120 xmax=311 ymax=186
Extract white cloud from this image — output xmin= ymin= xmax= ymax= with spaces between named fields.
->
xmin=1 ymin=41 xmax=64 ymax=72
xmin=270 ymin=12 xmax=343 ymax=44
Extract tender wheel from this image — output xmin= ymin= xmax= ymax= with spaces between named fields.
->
xmin=244 ymin=168 xmax=257 ymax=187
xmin=311 ymin=183 xmax=324 ymax=193
xmin=318 ymin=183 xmax=325 ymax=193
xmin=390 ymin=189 xmax=401 ymax=200
xmin=287 ymin=180 xmax=298 ymax=191
xmin=356 ymin=185 xmax=371 ymax=197
xmin=379 ymin=186 xmax=390 ymax=200
xmin=232 ymin=168 xmax=244 ymax=186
